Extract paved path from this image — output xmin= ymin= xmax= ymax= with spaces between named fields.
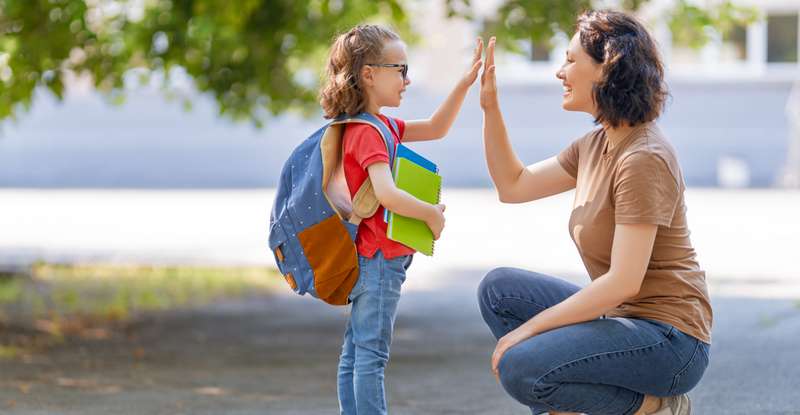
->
xmin=1 ymin=267 xmax=799 ymax=414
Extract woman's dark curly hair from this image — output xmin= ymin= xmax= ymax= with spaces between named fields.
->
xmin=577 ymin=10 xmax=668 ymax=128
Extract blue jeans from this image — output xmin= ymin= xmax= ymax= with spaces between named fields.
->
xmin=337 ymin=251 xmax=412 ymax=415
xmin=478 ymin=267 xmax=711 ymax=415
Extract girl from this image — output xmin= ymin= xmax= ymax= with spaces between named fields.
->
xmin=319 ymin=24 xmax=482 ymax=415
xmin=477 ymin=10 xmax=712 ymax=415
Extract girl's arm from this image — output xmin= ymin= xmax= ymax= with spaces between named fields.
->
xmin=480 ymin=37 xmax=575 ymax=202
xmin=366 ymin=162 xmax=446 ymax=239
xmin=403 ymin=38 xmax=483 ymax=142
xmin=490 ymin=223 xmax=658 ymax=377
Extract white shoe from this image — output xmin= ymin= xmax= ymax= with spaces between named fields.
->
xmin=650 ymin=394 xmax=691 ymax=415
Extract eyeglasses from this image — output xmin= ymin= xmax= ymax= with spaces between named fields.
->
xmin=365 ymin=63 xmax=409 ymax=80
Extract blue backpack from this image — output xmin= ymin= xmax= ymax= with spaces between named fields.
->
xmin=268 ymin=112 xmax=398 ymax=305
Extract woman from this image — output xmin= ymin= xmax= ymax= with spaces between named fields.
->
xmin=477 ymin=10 xmax=712 ymax=415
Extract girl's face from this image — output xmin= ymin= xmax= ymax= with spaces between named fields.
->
xmin=556 ymin=33 xmax=603 ymax=116
xmin=362 ymin=39 xmax=411 ymax=110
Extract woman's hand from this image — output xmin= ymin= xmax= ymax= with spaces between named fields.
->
xmin=459 ymin=37 xmax=483 ymax=88
xmin=479 ymin=37 xmax=499 ymax=111
xmin=491 ymin=325 xmax=531 ymax=382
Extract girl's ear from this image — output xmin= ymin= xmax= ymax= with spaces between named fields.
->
xmin=361 ymin=65 xmax=374 ymax=87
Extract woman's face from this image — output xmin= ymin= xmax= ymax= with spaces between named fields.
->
xmin=556 ymin=33 xmax=603 ymax=115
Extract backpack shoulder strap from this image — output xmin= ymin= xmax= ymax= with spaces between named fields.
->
xmin=332 ymin=112 xmax=396 ymax=165
xmin=385 ymin=116 xmax=400 ymax=141
xmin=330 ymin=113 xmax=397 ymax=224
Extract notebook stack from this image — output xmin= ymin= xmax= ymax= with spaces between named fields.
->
xmin=385 ymin=144 xmax=442 ymax=256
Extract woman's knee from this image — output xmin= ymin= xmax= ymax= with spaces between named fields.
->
xmin=478 ymin=267 xmax=519 ymax=304
xmin=497 ymin=346 xmax=553 ymax=405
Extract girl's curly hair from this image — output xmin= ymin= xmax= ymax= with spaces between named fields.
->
xmin=319 ymin=24 xmax=400 ymax=119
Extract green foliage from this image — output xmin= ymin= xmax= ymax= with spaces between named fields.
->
xmin=0 ymin=263 xmax=283 ymax=324
xmin=460 ymin=0 xmax=757 ymax=58
xmin=669 ymin=0 xmax=759 ymax=49
xmin=0 ymin=278 xmax=23 ymax=303
xmin=0 ymin=0 xmax=758 ymax=126
xmin=479 ymin=0 xmax=592 ymax=55
xmin=0 ymin=0 xmax=410 ymax=126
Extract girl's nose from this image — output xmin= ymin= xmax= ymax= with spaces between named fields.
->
xmin=404 ymin=77 xmax=411 ymax=86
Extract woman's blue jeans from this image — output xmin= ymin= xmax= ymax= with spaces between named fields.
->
xmin=337 ymin=251 xmax=412 ymax=415
xmin=478 ymin=267 xmax=710 ymax=415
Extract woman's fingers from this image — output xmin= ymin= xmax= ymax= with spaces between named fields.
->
xmin=482 ymin=65 xmax=496 ymax=91
xmin=486 ymin=36 xmax=496 ymax=70
xmin=481 ymin=37 xmax=495 ymax=87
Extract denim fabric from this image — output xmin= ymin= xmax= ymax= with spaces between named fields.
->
xmin=478 ymin=267 xmax=710 ymax=415
xmin=337 ymin=251 xmax=412 ymax=415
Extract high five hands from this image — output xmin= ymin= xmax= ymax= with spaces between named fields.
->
xmin=479 ymin=36 xmax=498 ymax=111
xmin=460 ymin=36 xmax=498 ymax=111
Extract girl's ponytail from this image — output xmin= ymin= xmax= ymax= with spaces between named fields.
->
xmin=319 ymin=25 xmax=400 ymax=118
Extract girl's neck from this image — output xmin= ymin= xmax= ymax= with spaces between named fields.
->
xmin=365 ymin=100 xmax=382 ymax=117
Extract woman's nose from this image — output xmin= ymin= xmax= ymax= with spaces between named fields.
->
xmin=404 ymin=77 xmax=411 ymax=86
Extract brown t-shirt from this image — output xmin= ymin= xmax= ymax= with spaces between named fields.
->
xmin=557 ymin=122 xmax=713 ymax=344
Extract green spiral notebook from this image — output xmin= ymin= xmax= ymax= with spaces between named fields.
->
xmin=386 ymin=157 xmax=442 ymax=256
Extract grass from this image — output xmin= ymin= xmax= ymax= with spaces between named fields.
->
xmin=0 ymin=263 xmax=285 ymax=343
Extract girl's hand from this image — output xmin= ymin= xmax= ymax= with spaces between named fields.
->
xmin=459 ymin=37 xmax=483 ymax=88
xmin=425 ymin=204 xmax=446 ymax=240
xmin=491 ymin=326 xmax=530 ymax=382
xmin=480 ymin=37 xmax=499 ymax=111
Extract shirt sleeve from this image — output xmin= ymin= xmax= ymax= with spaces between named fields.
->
xmin=557 ymin=137 xmax=581 ymax=179
xmin=344 ymin=124 xmax=391 ymax=170
xmin=394 ymin=118 xmax=406 ymax=142
xmin=613 ymin=152 xmax=680 ymax=226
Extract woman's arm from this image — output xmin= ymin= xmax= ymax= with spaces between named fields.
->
xmin=403 ymin=38 xmax=483 ymax=142
xmin=490 ymin=222 xmax=658 ymax=377
xmin=366 ymin=162 xmax=446 ymax=239
xmin=480 ymin=37 xmax=575 ymax=202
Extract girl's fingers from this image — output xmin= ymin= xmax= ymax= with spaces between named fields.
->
xmin=471 ymin=60 xmax=482 ymax=74
xmin=473 ymin=37 xmax=483 ymax=63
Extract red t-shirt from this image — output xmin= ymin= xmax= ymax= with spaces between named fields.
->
xmin=342 ymin=114 xmax=416 ymax=259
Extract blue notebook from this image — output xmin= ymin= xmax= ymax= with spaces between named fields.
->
xmin=384 ymin=144 xmax=438 ymax=222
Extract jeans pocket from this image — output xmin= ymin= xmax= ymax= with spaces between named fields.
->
xmin=669 ymin=341 xmax=710 ymax=395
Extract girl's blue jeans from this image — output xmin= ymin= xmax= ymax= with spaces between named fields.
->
xmin=478 ymin=267 xmax=710 ymax=415
xmin=337 ymin=251 xmax=412 ymax=415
